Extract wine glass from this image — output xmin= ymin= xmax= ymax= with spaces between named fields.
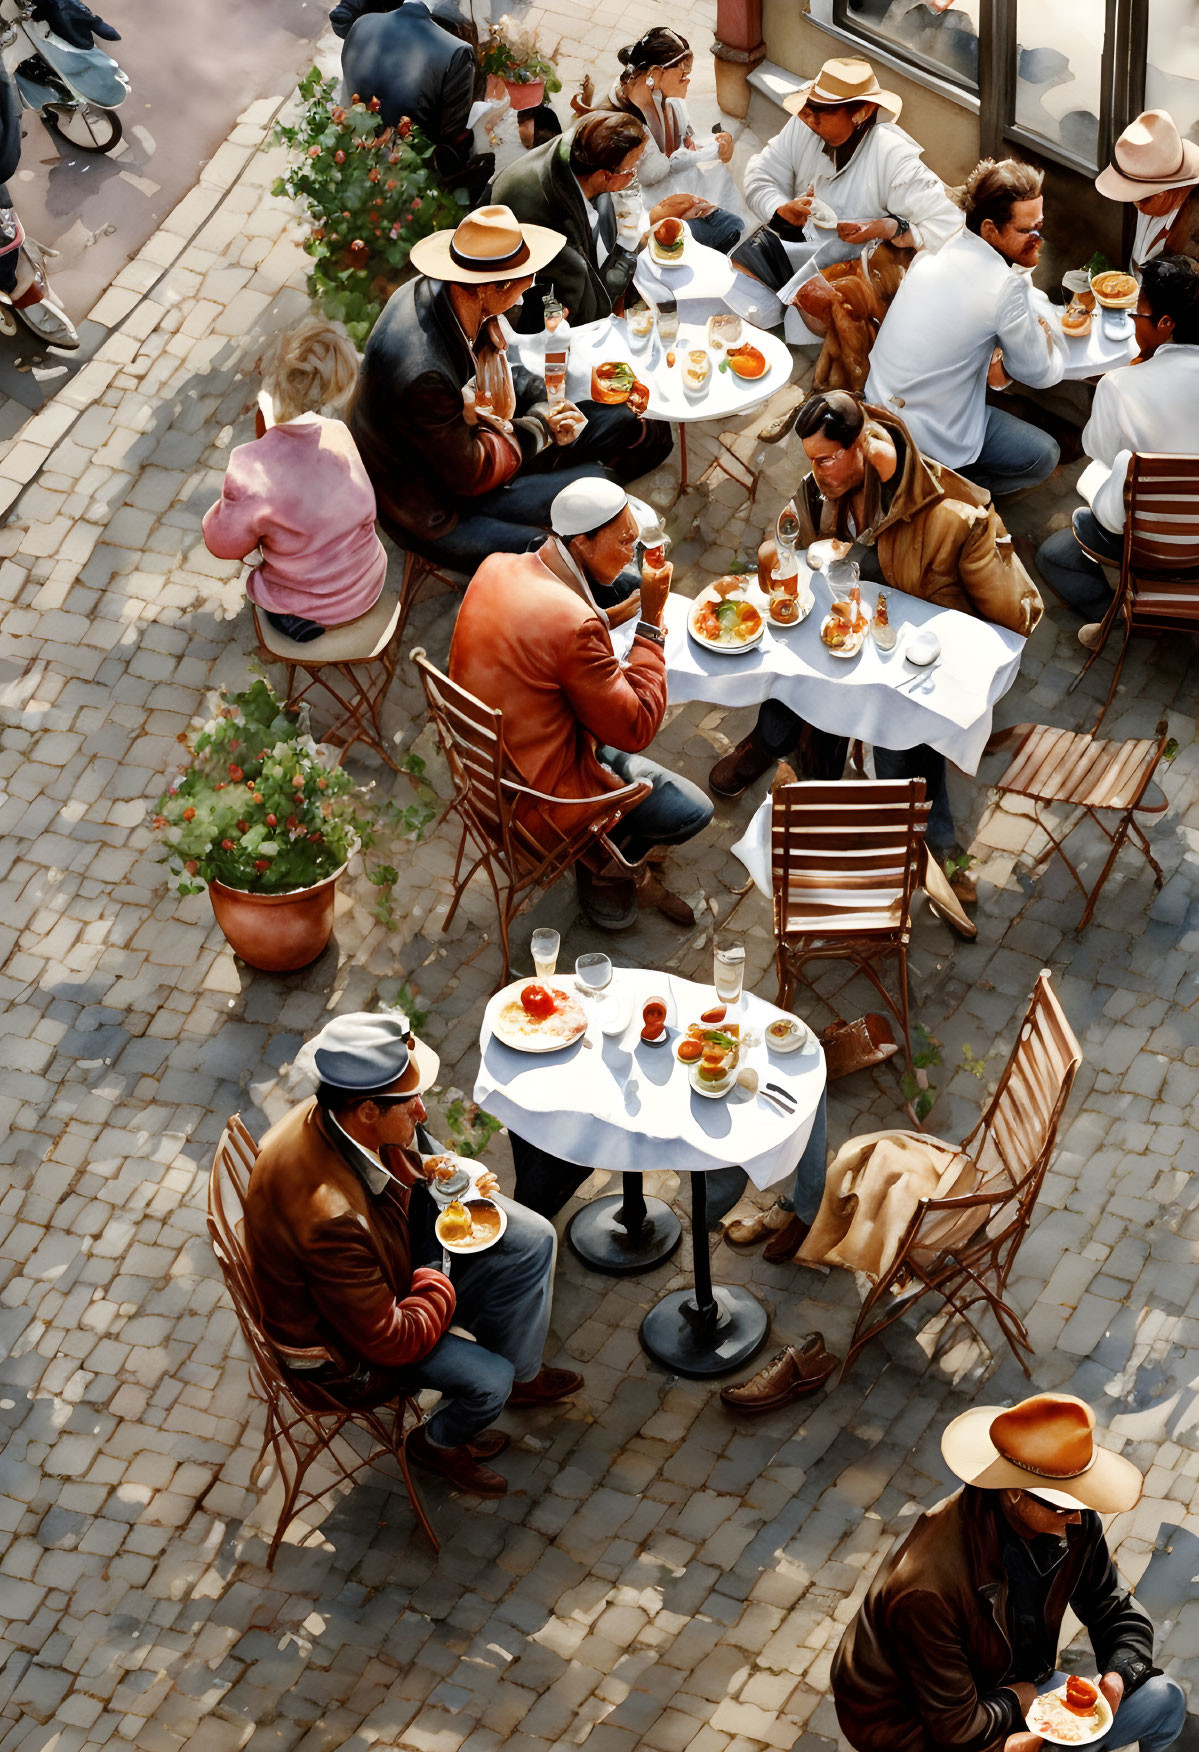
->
xmin=713 ymin=937 xmax=746 ymax=1005
xmin=575 ymin=952 xmax=613 ymax=997
xmin=531 ymin=928 xmax=559 ymax=978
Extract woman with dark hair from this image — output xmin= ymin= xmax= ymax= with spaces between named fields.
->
xmin=603 ymin=28 xmax=744 ymax=254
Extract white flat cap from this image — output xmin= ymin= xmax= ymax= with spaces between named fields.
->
xmin=550 ymin=476 xmax=629 ymax=538
xmin=298 ymin=1010 xmax=440 ymax=1097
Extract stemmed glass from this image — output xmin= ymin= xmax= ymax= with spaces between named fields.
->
xmin=575 ymin=951 xmax=615 ymax=1028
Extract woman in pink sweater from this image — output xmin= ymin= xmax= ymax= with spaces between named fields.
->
xmin=202 ymin=318 xmax=388 ymax=641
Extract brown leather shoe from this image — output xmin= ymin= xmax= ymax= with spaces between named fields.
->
xmin=762 ymin=1211 xmax=811 ymax=1263
xmin=719 ymin=1334 xmax=837 ymax=1411
xmin=407 ymin=1425 xmax=508 ymax=1496
xmin=724 ymin=1199 xmax=792 ymax=1248
xmin=636 ymin=867 xmax=696 ymax=927
xmin=506 ymin=1366 xmax=584 ymax=1408
xmin=466 ymin=1430 xmax=510 ymax=1460
xmin=576 ymin=862 xmax=638 ymax=931
xmin=709 ymin=734 xmax=775 ymax=800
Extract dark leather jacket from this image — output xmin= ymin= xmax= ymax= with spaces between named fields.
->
xmin=491 ymin=124 xmax=638 ymax=330
xmin=832 ymin=1486 xmax=1158 ymax=1752
xmin=348 ymin=275 xmax=552 ymax=542
xmin=340 ymin=1 xmax=480 ymax=182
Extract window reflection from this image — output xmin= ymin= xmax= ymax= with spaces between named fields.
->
xmin=838 ymin=0 xmax=981 ymax=90
xmin=1145 ymin=0 xmax=1199 ymax=152
xmin=1013 ymin=0 xmax=1102 ymax=165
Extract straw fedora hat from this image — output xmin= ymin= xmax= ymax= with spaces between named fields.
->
xmin=408 ymin=204 xmax=564 ymax=285
xmin=941 ymin=1393 xmax=1143 ymax=1514
xmin=784 ymin=56 xmax=902 ymax=123
xmin=1096 ymin=109 xmax=1199 ymax=201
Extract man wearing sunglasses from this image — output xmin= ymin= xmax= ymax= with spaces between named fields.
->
xmin=242 ymin=1011 xmax=582 ymax=1499
xmin=833 ymin=1392 xmax=1185 ymax=1752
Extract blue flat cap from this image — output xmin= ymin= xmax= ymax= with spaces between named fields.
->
xmin=308 ymin=1011 xmax=440 ymax=1096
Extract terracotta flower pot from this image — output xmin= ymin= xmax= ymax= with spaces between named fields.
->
xmin=504 ymin=77 xmax=545 ymax=110
xmin=208 ymin=865 xmax=346 ymax=973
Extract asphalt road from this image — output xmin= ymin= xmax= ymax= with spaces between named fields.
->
xmin=0 ymin=0 xmax=327 ymax=421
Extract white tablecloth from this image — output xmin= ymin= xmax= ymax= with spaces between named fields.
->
xmin=634 ymin=223 xmax=741 ymax=320
xmin=615 ymin=571 xmax=1024 ymax=771
xmin=1059 ymin=314 xmax=1137 ymax=381
xmin=516 ymin=316 xmax=792 ymax=426
xmin=473 ymin=968 xmax=825 ymax=1191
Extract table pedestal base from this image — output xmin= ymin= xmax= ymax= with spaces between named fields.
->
xmin=566 ymin=1173 xmax=682 ymax=1276
xmin=640 ymin=1284 xmax=769 ymax=1378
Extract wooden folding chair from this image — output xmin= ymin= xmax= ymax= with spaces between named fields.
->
xmin=840 ymin=970 xmax=1082 ymax=1380
xmin=207 ymin=1115 xmax=437 ymax=1568
xmin=990 ymin=720 xmax=1171 ymax=933
xmin=771 ymin=779 xmax=940 ymax=1076
xmin=252 ymin=595 xmax=405 ymax=771
xmin=396 ymin=547 xmax=465 ymax=647
xmin=412 ymin=647 xmax=651 ymax=984
xmin=1068 ymin=453 xmax=1199 ymax=727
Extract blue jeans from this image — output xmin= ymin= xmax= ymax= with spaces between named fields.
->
xmin=1035 ymin=509 xmax=1122 ymax=620
xmin=600 ymin=744 xmax=715 ymax=863
xmin=408 ymin=1192 xmax=557 ymax=1447
xmin=688 ymin=206 xmax=743 ymax=254
xmin=960 ymin=404 xmax=1060 ymax=499
xmin=1035 ymin=1672 xmax=1186 ymax=1752
xmin=874 ymin=743 xmax=955 ymax=856
xmin=777 ymin=1086 xmax=827 ymax=1225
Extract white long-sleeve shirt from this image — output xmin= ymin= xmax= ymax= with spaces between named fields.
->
xmin=865 ymin=227 xmax=1067 ymax=467
xmin=1082 ymin=344 xmax=1199 ymax=531
xmin=742 ymin=117 xmax=961 ymax=253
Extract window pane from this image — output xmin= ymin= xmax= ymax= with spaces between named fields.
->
xmin=1145 ymin=0 xmax=1199 ymax=151
xmin=836 ymin=0 xmax=981 ymax=92
xmin=1013 ymin=0 xmax=1105 ymax=166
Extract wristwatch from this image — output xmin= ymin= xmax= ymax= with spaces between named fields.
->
xmin=636 ymin=619 xmax=666 ymax=647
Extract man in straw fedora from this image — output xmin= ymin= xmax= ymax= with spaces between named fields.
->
xmin=1096 ymin=109 xmax=1199 ymax=278
xmin=348 ymin=203 xmax=671 ymax=575
xmin=833 ymin=1392 xmax=1186 ymax=1752
xmin=727 ymin=55 xmax=960 ymax=336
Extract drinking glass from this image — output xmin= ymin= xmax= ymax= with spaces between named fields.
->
xmin=656 ymin=303 xmax=679 ymax=347
xmin=627 ymin=299 xmax=655 ymax=352
xmin=575 ymin=952 xmax=613 ymax=997
xmin=531 ymin=928 xmax=559 ymax=978
xmin=713 ymin=938 xmax=746 ymax=1005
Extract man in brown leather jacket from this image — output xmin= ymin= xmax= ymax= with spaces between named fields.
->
xmin=833 ymin=1393 xmax=1185 ymax=1752
xmin=242 ymin=1011 xmax=582 ymax=1499
xmin=709 ymin=389 xmax=1041 ymax=903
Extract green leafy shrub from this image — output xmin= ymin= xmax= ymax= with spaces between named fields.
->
xmin=272 ymin=68 xmax=465 ymax=346
xmin=479 ymin=15 xmax=561 ymax=90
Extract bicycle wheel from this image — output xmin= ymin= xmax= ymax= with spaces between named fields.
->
xmin=43 ymin=102 xmax=123 ymax=154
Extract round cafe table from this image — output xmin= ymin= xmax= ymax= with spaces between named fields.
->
xmin=515 ymin=313 xmax=793 ymax=492
xmin=473 ymin=967 xmax=825 ymax=1378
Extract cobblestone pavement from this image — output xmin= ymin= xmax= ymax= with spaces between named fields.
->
xmin=2 ymin=7 xmax=1198 ymax=1751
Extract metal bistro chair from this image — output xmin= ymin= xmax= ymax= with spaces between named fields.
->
xmin=412 ymin=648 xmax=651 ymax=984
xmin=838 ymin=970 xmax=1082 ymax=1381
xmin=990 ymin=720 xmax=1171 ymax=933
xmin=771 ymin=779 xmax=975 ymax=1079
xmin=252 ymin=594 xmax=405 ymax=772
xmin=207 ymin=1115 xmax=437 ymax=1568
xmin=1069 ymin=453 xmax=1199 ymax=726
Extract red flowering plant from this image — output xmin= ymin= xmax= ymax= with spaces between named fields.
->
xmin=272 ymin=67 xmax=464 ymax=345
xmin=149 ymin=678 xmax=374 ymax=899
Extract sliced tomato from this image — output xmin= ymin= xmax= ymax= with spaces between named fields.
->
xmin=676 ymin=1039 xmax=703 ymax=1062
xmin=700 ymin=1005 xmax=727 ymax=1025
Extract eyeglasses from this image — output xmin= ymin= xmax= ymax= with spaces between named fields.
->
xmin=1026 ymin=1492 xmax=1079 ymax=1515
xmin=366 ymin=1090 xmax=422 ymax=1112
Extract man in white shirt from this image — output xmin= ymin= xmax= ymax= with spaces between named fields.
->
xmin=1035 ymin=253 xmax=1199 ymax=633
xmin=865 ymin=158 xmax=1066 ymax=498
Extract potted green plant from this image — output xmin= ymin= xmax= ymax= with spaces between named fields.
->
xmin=150 ymin=678 xmax=375 ymax=973
xmin=479 ymin=14 xmax=562 ymax=111
xmin=272 ymin=68 xmax=465 ymax=345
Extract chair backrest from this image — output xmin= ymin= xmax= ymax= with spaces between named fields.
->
xmin=207 ymin=1116 xmax=300 ymax=1401
xmin=771 ymin=779 xmax=930 ymax=936
xmin=963 ymin=970 xmax=1082 ymax=1196
xmin=1125 ymin=456 xmax=1199 ymax=625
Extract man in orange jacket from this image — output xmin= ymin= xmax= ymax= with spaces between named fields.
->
xmin=243 ymin=1011 xmax=582 ymax=1498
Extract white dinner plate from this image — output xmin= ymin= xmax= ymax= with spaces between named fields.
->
xmin=688 ymin=589 xmax=766 ymax=656
xmin=1026 ymin=1683 xmax=1113 ymax=1746
xmin=819 ymin=614 xmax=869 ymax=660
xmin=436 ymin=1198 xmax=508 ymax=1255
xmin=489 ymin=980 xmax=588 ymax=1053
xmin=689 ymin=1062 xmax=736 ymax=1099
xmin=648 ymin=220 xmax=691 ymax=270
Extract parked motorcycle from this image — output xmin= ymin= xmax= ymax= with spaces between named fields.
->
xmin=0 ymin=0 xmax=128 ymax=154
xmin=0 ymin=209 xmax=79 ymax=349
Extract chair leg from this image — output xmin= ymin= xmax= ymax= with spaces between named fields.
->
xmin=396 ymin=1419 xmax=440 ymax=1552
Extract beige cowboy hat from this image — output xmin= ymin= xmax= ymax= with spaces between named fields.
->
xmin=941 ymin=1393 xmax=1143 ymax=1515
xmin=408 ymin=204 xmax=564 ymax=285
xmin=784 ymin=55 xmax=902 ymax=124
xmin=1096 ymin=109 xmax=1199 ymax=201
